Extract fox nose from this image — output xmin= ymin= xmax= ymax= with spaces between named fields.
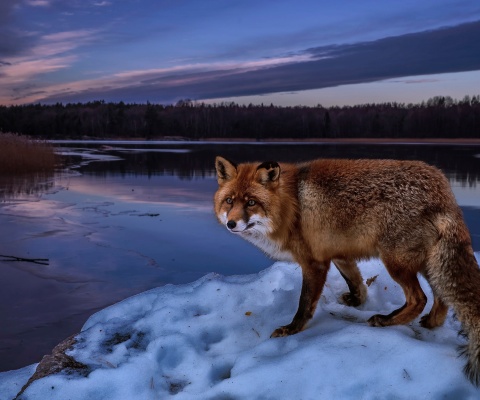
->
xmin=227 ymin=220 xmax=236 ymax=230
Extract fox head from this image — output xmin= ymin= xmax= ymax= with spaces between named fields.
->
xmin=214 ymin=156 xmax=281 ymax=237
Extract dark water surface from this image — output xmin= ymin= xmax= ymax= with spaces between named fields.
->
xmin=0 ymin=142 xmax=479 ymax=372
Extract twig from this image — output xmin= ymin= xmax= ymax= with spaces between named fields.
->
xmin=0 ymin=254 xmax=49 ymax=265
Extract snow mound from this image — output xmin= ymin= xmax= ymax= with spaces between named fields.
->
xmin=2 ymin=256 xmax=480 ymax=399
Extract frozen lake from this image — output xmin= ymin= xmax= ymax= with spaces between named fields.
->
xmin=0 ymin=141 xmax=479 ymax=372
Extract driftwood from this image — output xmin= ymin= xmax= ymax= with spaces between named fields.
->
xmin=0 ymin=254 xmax=49 ymax=265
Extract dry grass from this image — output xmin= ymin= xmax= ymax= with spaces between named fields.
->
xmin=0 ymin=132 xmax=56 ymax=174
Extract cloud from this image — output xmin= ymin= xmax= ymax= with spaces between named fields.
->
xmin=4 ymin=53 xmax=314 ymax=103
xmin=0 ymin=28 xmax=100 ymax=101
xmin=3 ymin=56 xmax=77 ymax=84
xmin=0 ymin=1 xmax=92 ymax=60
xmin=0 ymin=0 xmax=37 ymax=57
xmin=31 ymin=29 xmax=100 ymax=57
xmin=25 ymin=0 xmax=52 ymax=6
xmin=389 ymin=78 xmax=440 ymax=84
xmin=6 ymin=20 xmax=480 ymax=105
xmin=112 ymin=54 xmax=314 ymax=83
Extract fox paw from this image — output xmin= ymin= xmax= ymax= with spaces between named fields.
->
xmin=270 ymin=324 xmax=302 ymax=338
xmin=419 ymin=313 xmax=441 ymax=329
xmin=341 ymin=292 xmax=362 ymax=307
xmin=420 ymin=314 xmax=432 ymax=329
xmin=367 ymin=314 xmax=390 ymax=327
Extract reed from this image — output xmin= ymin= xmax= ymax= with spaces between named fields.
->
xmin=0 ymin=132 xmax=56 ymax=174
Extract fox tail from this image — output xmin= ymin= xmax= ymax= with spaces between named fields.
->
xmin=427 ymin=212 xmax=480 ymax=385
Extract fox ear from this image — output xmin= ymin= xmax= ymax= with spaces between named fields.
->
xmin=255 ymin=161 xmax=280 ymax=186
xmin=215 ymin=156 xmax=237 ymax=184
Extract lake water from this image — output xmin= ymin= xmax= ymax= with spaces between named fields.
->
xmin=0 ymin=141 xmax=479 ymax=372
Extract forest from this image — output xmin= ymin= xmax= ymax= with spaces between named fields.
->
xmin=0 ymin=95 xmax=479 ymax=140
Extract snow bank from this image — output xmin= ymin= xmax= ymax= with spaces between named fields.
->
xmin=2 ymin=256 xmax=480 ymax=399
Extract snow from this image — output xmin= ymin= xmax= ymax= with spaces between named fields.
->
xmin=2 ymin=255 xmax=480 ymax=400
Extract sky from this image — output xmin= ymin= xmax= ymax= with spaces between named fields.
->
xmin=1 ymin=0 xmax=480 ymax=107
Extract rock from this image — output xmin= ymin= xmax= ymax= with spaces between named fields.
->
xmin=14 ymin=334 xmax=89 ymax=399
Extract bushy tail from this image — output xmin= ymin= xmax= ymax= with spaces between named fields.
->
xmin=427 ymin=213 xmax=480 ymax=386
xmin=459 ymin=327 xmax=480 ymax=385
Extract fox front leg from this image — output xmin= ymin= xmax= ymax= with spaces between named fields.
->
xmin=271 ymin=262 xmax=330 ymax=338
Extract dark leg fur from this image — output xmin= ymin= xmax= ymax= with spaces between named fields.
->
xmin=333 ymin=259 xmax=367 ymax=307
xmin=420 ymin=296 xmax=448 ymax=329
xmin=419 ymin=270 xmax=449 ymax=329
xmin=271 ymin=262 xmax=330 ymax=338
xmin=369 ymin=260 xmax=427 ymax=327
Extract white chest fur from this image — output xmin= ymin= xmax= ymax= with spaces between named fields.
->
xmin=242 ymin=230 xmax=294 ymax=262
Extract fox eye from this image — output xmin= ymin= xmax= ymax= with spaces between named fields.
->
xmin=247 ymin=199 xmax=256 ymax=206
xmin=226 ymin=197 xmax=233 ymax=204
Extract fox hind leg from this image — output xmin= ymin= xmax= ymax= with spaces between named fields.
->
xmin=369 ymin=257 xmax=427 ymax=327
xmin=417 ymin=271 xmax=449 ymax=329
xmin=420 ymin=294 xmax=448 ymax=329
xmin=333 ymin=259 xmax=367 ymax=307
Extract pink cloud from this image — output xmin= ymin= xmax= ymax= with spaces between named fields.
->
xmin=390 ymin=78 xmax=440 ymax=84
xmin=25 ymin=0 xmax=51 ymax=6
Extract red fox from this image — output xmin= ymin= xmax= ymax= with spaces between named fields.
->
xmin=214 ymin=156 xmax=480 ymax=385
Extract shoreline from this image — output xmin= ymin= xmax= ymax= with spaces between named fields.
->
xmin=52 ymin=137 xmax=480 ymax=146
xmin=204 ymin=137 xmax=480 ymax=145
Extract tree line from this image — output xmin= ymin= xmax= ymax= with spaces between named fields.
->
xmin=0 ymin=95 xmax=479 ymax=140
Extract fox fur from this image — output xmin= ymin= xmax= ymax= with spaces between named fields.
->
xmin=214 ymin=156 xmax=480 ymax=385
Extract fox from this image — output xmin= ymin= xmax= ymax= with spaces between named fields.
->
xmin=214 ymin=155 xmax=480 ymax=385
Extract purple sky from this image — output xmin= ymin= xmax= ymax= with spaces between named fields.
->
xmin=1 ymin=0 xmax=480 ymax=106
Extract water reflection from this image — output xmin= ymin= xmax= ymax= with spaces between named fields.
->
xmin=60 ymin=141 xmax=480 ymax=183
xmin=0 ymin=173 xmax=55 ymax=202
xmin=0 ymin=142 xmax=479 ymax=373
